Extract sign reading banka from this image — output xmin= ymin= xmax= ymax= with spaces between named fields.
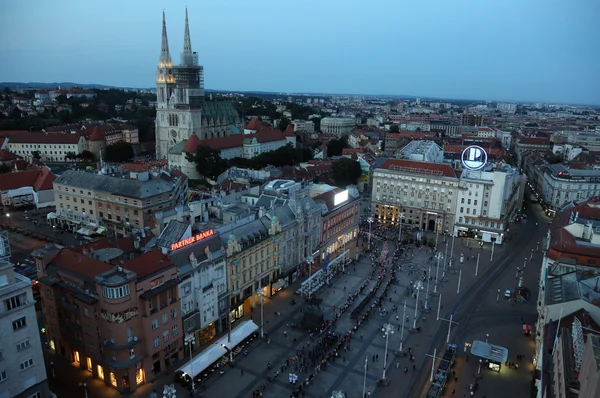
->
xmin=171 ymin=229 xmax=215 ymax=251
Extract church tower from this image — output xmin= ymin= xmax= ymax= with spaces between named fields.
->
xmin=155 ymin=8 xmax=204 ymax=160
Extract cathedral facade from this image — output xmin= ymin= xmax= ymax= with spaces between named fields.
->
xmin=155 ymin=9 xmax=242 ymax=164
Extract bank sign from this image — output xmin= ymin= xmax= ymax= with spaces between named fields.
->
xmin=461 ymin=145 xmax=488 ymax=171
xmin=171 ymin=229 xmax=215 ymax=251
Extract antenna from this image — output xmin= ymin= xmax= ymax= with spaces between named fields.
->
xmin=0 ymin=230 xmax=11 ymax=261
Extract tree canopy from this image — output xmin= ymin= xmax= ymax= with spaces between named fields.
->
xmin=327 ymin=136 xmax=349 ymax=157
xmin=331 ymin=158 xmax=362 ymax=187
xmin=185 ymin=144 xmax=228 ymax=181
xmin=228 ymin=144 xmax=313 ymax=170
xmin=104 ymin=141 xmax=134 ymax=162
xmin=389 ymin=124 xmax=400 ymax=133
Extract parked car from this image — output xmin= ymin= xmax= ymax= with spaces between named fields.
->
xmin=504 ymin=289 xmax=512 ymax=299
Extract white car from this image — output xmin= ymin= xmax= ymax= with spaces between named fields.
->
xmin=504 ymin=289 xmax=512 ymax=299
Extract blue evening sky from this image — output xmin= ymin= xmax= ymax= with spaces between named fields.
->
xmin=1 ymin=0 xmax=599 ymax=105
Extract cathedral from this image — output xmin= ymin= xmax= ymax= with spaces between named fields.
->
xmin=155 ymin=8 xmax=242 ymax=164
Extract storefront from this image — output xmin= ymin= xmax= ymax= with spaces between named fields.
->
xmin=453 ymin=225 xmax=504 ymax=244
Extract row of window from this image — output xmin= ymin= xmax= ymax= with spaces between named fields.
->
xmin=103 ymin=285 xmax=130 ymax=300
xmin=3 ymin=293 xmax=27 ymax=311
xmin=152 ymin=325 xmax=180 ymax=347
xmin=150 ymin=310 xmax=178 ymax=330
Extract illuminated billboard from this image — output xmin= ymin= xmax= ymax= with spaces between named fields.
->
xmin=334 ymin=190 xmax=349 ymax=206
xmin=171 ymin=229 xmax=215 ymax=251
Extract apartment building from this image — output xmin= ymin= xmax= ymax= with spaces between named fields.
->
xmin=313 ymin=187 xmax=360 ymax=263
xmin=51 ymin=169 xmax=187 ymax=236
xmin=541 ymin=163 xmax=600 ymax=213
xmin=371 ymin=159 xmax=459 ymax=233
xmin=454 ymin=163 xmax=523 ymax=244
xmin=168 ymin=230 xmax=229 ymax=347
xmin=514 ymin=137 xmax=552 ymax=165
xmin=292 ymin=120 xmax=315 ymax=133
xmin=37 ymin=248 xmax=181 ymax=393
xmin=320 ymin=117 xmax=356 ymax=137
xmin=7 ymin=132 xmax=87 ymax=162
xmin=0 ymin=236 xmax=50 ymax=398
xmin=219 ymin=216 xmax=282 ymax=321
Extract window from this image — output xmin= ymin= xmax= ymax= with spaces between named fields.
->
xmin=153 ymin=337 xmax=160 ymax=348
xmin=3 ymin=294 xmax=26 ymax=311
xmin=12 ymin=317 xmax=27 ymax=331
xmin=0 ymin=370 xmax=6 ymax=382
xmin=171 ymin=309 xmax=177 ymax=319
xmin=151 ymin=319 xmax=158 ymax=330
xmin=103 ymin=285 xmax=130 ymax=299
xmin=161 ymin=314 xmax=168 ymax=324
xmin=27 ymin=392 xmax=42 ymax=398
xmin=172 ymin=325 xmax=179 ymax=336
xmin=163 ymin=331 xmax=170 ymax=342
xmin=16 ymin=340 xmax=31 ymax=351
xmin=20 ymin=358 xmax=34 ymax=370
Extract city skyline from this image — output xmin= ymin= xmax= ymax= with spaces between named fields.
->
xmin=1 ymin=0 xmax=599 ymax=105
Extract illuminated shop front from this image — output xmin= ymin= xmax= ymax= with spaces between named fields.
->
xmin=454 ymin=225 xmax=504 ymax=244
xmin=316 ymin=188 xmax=360 ymax=262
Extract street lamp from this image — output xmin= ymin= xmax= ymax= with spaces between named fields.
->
xmin=435 ymin=217 xmax=441 ymax=250
xmin=381 ymin=324 xmax=394 ymax=382
xmin=424 ymin=266 xmax=432 ymax=310
xmin=362 ymin=354 xmax=368 ymax=398
xmin=450 ymin=234 xmax=455 ymax=260
xmin=258 ymin=289 xmax=265 ymax=338
xmin=367 ymin=217 xmax=374 ymax=250
xmin=184 ymin=333 xmax=195 ymax=392
xmin=398 ymin=301 xmax=407 ymax=353
xmin=83 ymin=382 xmax=88 ymax=398
xmin=496 ymin=288 xmax=500 ymax=303
xmin=485 ymin=333 xmax=489 ymax=343
xmin=306 ymin=255 xmax=315 ymax=300
xmin=163 ymin=384 xmax=177 ymax=398
xmin=477 ymin=359 xmax=483 ymax=375
xmin=5 ymin=213 xmax=10 ymax=227
xmin=398 ymin=213 xmax=405 ymax=243
xmin=475 ymin=251 xmax=480 ymax=276
xmin=530 ymin=248 xmax=534 ymax=261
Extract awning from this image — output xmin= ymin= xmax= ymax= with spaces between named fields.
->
xmin=96 ymin=226 xmax=107 ymax=234
xmin=76 ymin=228 xmax=93 ymax=236
xmin=46 ymin=212 xmax=57 ymax=220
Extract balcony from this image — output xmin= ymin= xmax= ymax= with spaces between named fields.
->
xmin=103 ymin=337 xmax=141 ymax=351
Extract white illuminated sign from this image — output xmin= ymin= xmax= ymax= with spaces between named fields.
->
xmin=461 ymin=145 xmax=488 ymax=171
xmin=334 ymin=190 xmax=349 ymax=206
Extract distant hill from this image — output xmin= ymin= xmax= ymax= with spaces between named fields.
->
xmin=0 ymin=82 xmax=150 ymax=91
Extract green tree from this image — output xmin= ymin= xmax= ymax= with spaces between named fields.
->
xmin=389 ymin=124 xmax=400 ymax=133
xmin=65 ymin=152 xmax=78 ymax=160
xmin=31 ymin=150 xmax=41 ymax=160
xmin=547 ymin=153 xmax=563 ymax=164
xmin=104 ymin=141 xmax=134 ymax=162
xmin=79 ymin=150 xmax=95 ymax=162
xmin=331 ymin=158 xmax=362 ymax=187
xmin=186 ymin=144 xmax=227 ymax=181
xmin=327 ymin=136 xmax=349 ymax=157
xmin=277 ymin=116 xmax=290 ymax=132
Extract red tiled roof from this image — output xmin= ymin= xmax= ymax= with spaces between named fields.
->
xmin=7 ymin=131 xmax=82 ymax=144
xmin=443 ymin=145 xmax=505 ymax=157
xmin=193 ymin=128 xmax=286 ymax=152
xmin=123 ymin=249 xmax=174 ymax=279
xmin=182 ymin=134 xmax=201 ymax=153
xmin=342 ymin=148 xmax=365 ymax=155
xmin=89 ymin=126 xmax=105 ymax=141
xmin=51 ymin=248 xmax=113 ymax=280
xmin=0 ymin=130 xmax=29 ymax=137
xmin=377 ymin=159 xmax=457 ymax=178
xmin=518 ymin=137 xmax=551 ymax=146
xmin=121 ymin=163 xmax=149 ymax=172
xmin=284 ymin=124 xmax=295 ymax=137
xmin=246 ymin=118 xmax=263 ymax=131
xmin=0 ymin=149 xmax=18 ymax=161
xmin=0 ymin=167 xmax=56 ymax=191
xmin=478 ymin=127 xmax=494 ymax=132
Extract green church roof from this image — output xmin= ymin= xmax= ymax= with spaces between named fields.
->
xmin=202 ymin=101 xmax=239 ymax=123
xmin=170 ymin=139 xmax=187 ymax=155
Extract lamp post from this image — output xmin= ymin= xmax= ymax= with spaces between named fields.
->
xmin=456 ymin=269 xmax=462 ymax=294
xmin=424 ymin=266 xmax=432 ymax=310
xmin=258 ymin=290 xmax=265 ymax=338
xmin=433 ymin=253 xmax=441 ymax=294
xmin=496 ymin=288 xmax=500 ymax=303
xmin=5 ymin=213 xmax=10 ymax=227
xmin=536 ymin=241 xmax=540 ymax=252
xmin=477 ymin=359 xmax=483 ymax=375
xmin=398 ymin=213 xmax=405 ymax=243
xmin=50 ymin=361 xmax=55 ymax=378
xmin=398 ymin=301 xmax=407 ymax=352
xmin=524 ymin=257 xmax=528 ymax=270
xmin=485 ymin=333 xmax=489 ymax=343
xmin=184 ymin=333 xmax=196 ymax=392
xmin=413 ymin=287 xmax=420 ymax=329
xmin=363 ymin=354 xmax=368 ymax=398
xmin=490 ymin=241 xmax=495 ymax=261
xmin=530 ymin=248 xmax=534 ymax=261
xmin=381 ymin=324 xmax=394 ymax=382
xmin=306 ymin=255 xmax=315 ymax=300
xmin=83 ymin=382 xmax=88 ymax=398
xmin=475 ymin=251 xmax=480 ymax=276
xmin=437 ymin=293 xmax=442 ymax=321
xmin=450 ymin=234 xmax=455 ymax=260
xmin=163 ymin=384 xmax=177 ymax=398
xmin=435 ymin=217 xmax=441 ymax=250
xmin=367 ymin=217 xmax=374 ymax=250
xmin=444 ymin=241 xmax=448 ymax=268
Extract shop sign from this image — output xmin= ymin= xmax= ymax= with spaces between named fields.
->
xmin=461 ymin=145 xmax=488 ymax=171
xmin=171 ymin=229 xmax=215 ymax=251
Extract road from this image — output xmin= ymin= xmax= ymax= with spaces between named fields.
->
xmin=404 ymin=204 xmax=546 ymax=398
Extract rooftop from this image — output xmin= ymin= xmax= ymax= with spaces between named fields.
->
xmin=53 ymin=169 xmax=183 ymax=200
xmin=377 ymin=158 xmax=457 ymax=178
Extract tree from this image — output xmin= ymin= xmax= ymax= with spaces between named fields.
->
xmin=389 ymin=124 xmax=400 ymax=133
xmin=31 ymin=150 xmax=41 ymax=160
xmin=65 ymin=152 xmax=78 ymax=160
xmin=186 ymin=144 xmax=227 ymax=181
xmin=277 ymin=116 xmax=290 ymax=132
xmin=79 ymin=150 xmax=95 ymax=162
xmin=104 ymin=141 xmax=134 ymax=162
xmin=327 ymin=136 xmax=349 ymax=157
xmin=331 ymin=158 xmax=362 ymax=187
xmin=547 ymin=153 xmax=563 ymax=164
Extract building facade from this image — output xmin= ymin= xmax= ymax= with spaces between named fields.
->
xmin=396 ymin=140 xmax=444 ymax=163
xmin=51 ymin=169 xmax=188 ymax=236
xmin=371 ymin=159 xmax=459 ymax=233
xmin=37 ymin=248 xmax=181 ymax=393
xmin=169 ymin=230 xmax=228 ymax=348
xmin=541 ymin=163 xmax=600 ymax=213
xmin=220 ymin=216 xmax=281 ymax=322
xmin=454 ymin=163 xmax=523 ymax=244
xmin=320 ymin=117 xmax=356 ymax=137
xmin=313 ymin=187 xmax=360 ymax=262
xmin=0 ymin=245 xmax=50 ymax=398
xmin=7 ymin=132 xmax=87 ymax=162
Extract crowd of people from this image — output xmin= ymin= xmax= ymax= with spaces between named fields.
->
xmin=249 ymin=238 xmax=401 ymax=398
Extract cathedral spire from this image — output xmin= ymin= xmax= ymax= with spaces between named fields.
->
xmin=159 ymin=10 xmax=172 ymax=65
xmin=183 ymin=6 xmax=193 ymax=55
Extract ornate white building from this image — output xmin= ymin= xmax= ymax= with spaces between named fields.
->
xmin=155 ymin=9 xmax=242 ymax=161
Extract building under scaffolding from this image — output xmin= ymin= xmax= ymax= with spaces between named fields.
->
xmin=174 ymin=51 xmax=204 ymax=109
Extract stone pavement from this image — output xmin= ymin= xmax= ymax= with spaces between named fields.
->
xmin=202 ymin=231 xmax=510 ymax=398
